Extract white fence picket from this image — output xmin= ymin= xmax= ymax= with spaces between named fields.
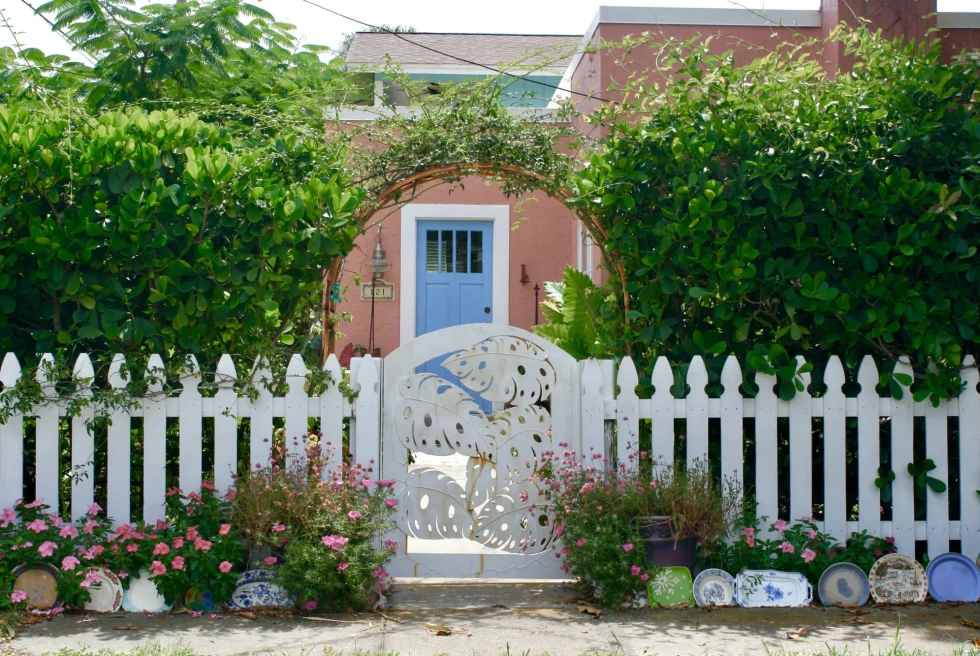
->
xmin=142 ymin=355 xmax=167 ymax=525
xmin=285 ymin=354 xmax=309 ymax=468
xmin=925 ymin=365 xmax=950 ymax=558
xmin=890 ymin=357 xmax=916 ymax=557
xmin=34 ymin=354 xmax=59 ymax=511
xmin=71 ymin=354 xmax=95 ymax=522
xmin=178 ymin=356 xmax=203 ymax=496
xmin=960 ymin=356 xmax=980 ymax=562
xmin=650 ymin=357 xmax=674 ymax=468
xmin=249 ymin=357 xmax=273 ymax=469
xmin=686 ymin=356 xmax=709 ymax=469
xmin=822 ymin=357 xmax=847 ymax=542
xmin=352 ymin=355 xmax=380 ymax=471
xmin=857 ymin=356 xmax=880 ymax=536
xmin=214 ymin=355 xmax=238 ymax=496
xmin=107 ymin=354 xmax=131 ymax=526
xmin=755 ymin=369 xmax=778 ymax=533
xmin=320 ymin=355 xmax=344 ymax=478
xmin=720 ymin=356 xmax=743 ymax=491
xmin=580 ymin=358 xmax=605 ymax=462
xmin=615 ymin=357 xmax=639 ymax=473
xmin=789 ymin=356 xmax=812 ymax=521
xmin=0 ymin=354 xmax=23 ymax=511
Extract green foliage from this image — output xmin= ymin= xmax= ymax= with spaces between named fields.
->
xmin=908 ymin=458 xmax=948 ymax=495
xmin=533 ymin=267 xmax=617 ymax=360
xmin=571 ymin=28 xmax=980 ymax=401
xmin=0 ymin=104 xmax=362 ymax=361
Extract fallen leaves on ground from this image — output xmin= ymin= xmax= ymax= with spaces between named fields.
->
xmin=234 ymin=611 xmax=257 ymax=620
xmin=422 ymin=622 xmax=454 ymax=636
xmin=962 ymin=618 xmax=980 ymax=631
xmin=973 ymin=638 xmax=980 ymax=648
xmin=112 ymin=626 xmax=139 ymax=631
xmin=576 ymin=604 xmax=603 ymax=618
xmin=842 ymin=616 xmax=869 ymax=625
xmin=786 ymin=627 xmax=810 ymax=640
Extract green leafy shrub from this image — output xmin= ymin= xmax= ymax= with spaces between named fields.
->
xmin=533 ymin=267 xmax=619 ymax=360
xmin=570 ymin=28 xmax=980 ymax=401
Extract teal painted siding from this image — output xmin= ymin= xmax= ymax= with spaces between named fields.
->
xmin=397 ymin=74 xmax=561 ymax=107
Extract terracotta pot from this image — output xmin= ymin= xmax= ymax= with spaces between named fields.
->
xmin=636 ymin=516 xmax=698 ymax=570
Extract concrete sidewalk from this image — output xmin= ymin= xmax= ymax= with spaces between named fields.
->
xmin=7 ymin=580 xmax=980 ymax=656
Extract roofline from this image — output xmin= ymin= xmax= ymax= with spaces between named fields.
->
xmin=938 ymin=12 xmax=980 ymax=29
xmin=346 ymin=63 xmax=570 ymax=76
xmin=349 ymin=31 xmax=581 ymax=37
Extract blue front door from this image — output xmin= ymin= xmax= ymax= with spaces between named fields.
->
xmin=415 ymin=221 xmax=493 ymax=405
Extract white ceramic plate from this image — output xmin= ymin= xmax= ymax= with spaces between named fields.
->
xmin=735 ymin=569 xmax=813 ymax=607
xmin=869 ymin=553 xmax=927 ymax=604
xmin=121 ymin=569 xmax=172 ymax=613
xmin=83 ymin=567 xmax=124 ymax=613
xmin=693 ymin=568 xmax=736 ymax=607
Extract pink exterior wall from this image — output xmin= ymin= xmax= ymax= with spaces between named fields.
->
xmin=333 ymin=178 xmax=578 ymax=357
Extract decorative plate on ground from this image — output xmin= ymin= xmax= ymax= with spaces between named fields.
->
xmin=693 ymin=568 xmax=736 ymax=607
xmin=184 ymin=587 xmax=214 ymax=612
xmin=868 ymin=553 xmax=927 ymax=604
xmin=647 ymin=566 xmax=694 ymax=607
xmin=818 ymin=562 xmax=870 ymax=606
xmin=925 ymin=553 xmax=980 ymax=603
xmin=121 ymin=569 xmax=172 ymax=613
xmin=11 ymin=563 xmax=58 ymax=610
xmin=227 ymin=570 xmax=294 ymax=610
xmin=734 ymin=570 xmax=813 ymax=607
xmin=83 ymin=568 xmax=123 ymax=613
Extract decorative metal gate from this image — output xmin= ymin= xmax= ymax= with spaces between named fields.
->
xmin=381 ymin=324 xmax=582 ymax=578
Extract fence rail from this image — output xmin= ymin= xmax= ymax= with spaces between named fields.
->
xmin=1 ymin=349 xmax=978 ymax=569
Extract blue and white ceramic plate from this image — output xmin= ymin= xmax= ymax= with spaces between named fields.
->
xmin=818 ymin=562 xmax=870 ymax=606
xmin=234 ymin=569 xmax=275 ymax=587
xmin=227 ymin=581 xmax=294 ymax=610
xmin=925 ymin=553 xmax=980 ymax=603
xmin=693 ymin=568 xmax=736 ymax=607
xmin=734 ymin=570 xmax=813 ymax=608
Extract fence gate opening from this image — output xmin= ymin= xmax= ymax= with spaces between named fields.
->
xmin=381 ymin=324 xmax=582 ymax=578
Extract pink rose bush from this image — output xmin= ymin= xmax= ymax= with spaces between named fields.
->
xmin=230 ymin=431 xmax=397 ymax=612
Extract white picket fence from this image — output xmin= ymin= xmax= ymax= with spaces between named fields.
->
xmin=0 ymin=349 xmax=978 ymax=567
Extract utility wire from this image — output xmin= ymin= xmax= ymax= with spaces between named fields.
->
xmin=295 ymin=0 xmax=617 ymax=105
xmin=17 ymin=0 xmax=98 ymax=65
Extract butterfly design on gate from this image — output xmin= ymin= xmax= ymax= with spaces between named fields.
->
xmin=393 ymin=336 xmax=559 ymax=553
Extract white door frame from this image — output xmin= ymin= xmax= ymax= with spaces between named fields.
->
xmin=399 ymin=204 xmax=510 ymax=344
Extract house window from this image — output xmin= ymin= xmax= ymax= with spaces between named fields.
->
xmin=425 ymin=228 xmax=484 ymax=273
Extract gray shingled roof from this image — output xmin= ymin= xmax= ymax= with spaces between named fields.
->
xmin=345 ymin=32 xmax=579 ymax=70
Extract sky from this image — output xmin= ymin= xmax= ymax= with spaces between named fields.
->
xmin=1 ymin=0 xmax=978 ymax=62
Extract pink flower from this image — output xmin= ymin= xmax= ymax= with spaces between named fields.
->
xmin=347 ymin=511 xmax=363 ymax=521
xmin=802 ymin=548 xmax=817 ymax=563
xmin=520 ymin=490 xmax=530 ymax=503
xmin=171 ymin=556 xmax=186 ymax=571
xmin=87 ymin=503 xmax=102 ymax=516
xmin=360 ymin=479 xmax=374 ymax=488
xmin=630 ymin=565 xmax=642 ymax=576
xmin=80 ymin=570 xmax=101 ymax=588
xmin=172 ymin=537 xmax=184 ymax=549
xmin=60 ymin=525 xmax=78 ymax=539
xmin=62 ymin=556 xmax=80 ymax=571
xmin=337 ymin=562 xmax=349 ymax=571
xmin=149 ymin=560 xmax=167 ymax=576
xmin=743 ymin=527 xmax=755 ymax=538
xmin=576 ymin=537 xmax=587 ymax=547
xmin=193 ymin=538 xmax=212 ymax=552
xmin=384 ymin=499 xmax=397 ymax=508
xmin=272 ymin=524 xmax=286 ymax=533
xmin=774 ymin=520 xmax=788 ymax=533
xmin=83 ymin=519 xmax=99 ymax=535
xmin=166 ymin=487 xmax=182 ymax=497
xmin=218 ymin=524 xmax=231 ymax=536
xmin=152 ymin=542 xmax=170 ymax=556
xmin=746 ymin=537 xmax=756 ymax=548
xmin=126 ymin=543 xmax=139 ymax=553
xmin=24 ymin=499 xmax=44 ymax=509
xmin=187 ymin=492 xmax=202 ymax=503
xmin=185 ymin=526 xmax=199 ymax=540
xmin=155 ymin=519 xmax=170 ymax=531
xmin=201 ymin=481 xmax=215 ymax=491
xmin=304 ymin=600 xmax=317 ymax=611
xmin=10 ymin=590 xmax=26 ymax=604
xmin=377 ymin=479 xmax=396 ymax=488
xmin=26 ymin=518 xmax=48 ymax=533
xmin=779 ymin=541 xmax=795 ymax=554
xmin=873 ymin=549 xmax=883 ymax=557
xmin=649 ymin=481 xmax=658 ymax=489
xmin=885 ymin=537 xmax=895 ymax=545
xmin=218 ymin=561 xmax=232 ymax=574
xmin=117 ymin=571 xmax=128 ymax=579
xmin=264 ymin=556 xmax=278 ymax=566
xmin=807 ymin=529 xmax=818 ymax=540
xmin=373 ymin=566 xmax=389 ymax=580
xmin=829 ymin=551 xmax=838 ymax=557
xmin=224 ymin=489 xmax=237 ymax=501
xmin=554 ymin=523 xmax=565 ymax=538
xmin=641 ymin=573 xmax=649 ymax=581
xmin=1 ymin=508 xmax=16 ymax=527
xmin=321 ymin=535 xmax=349 ymax=551
xmin=38 ymin=541 xmax=57 ymax=557
xmin=383 ymin=540 xmax=399 ymax=552
xmin=622 ymin=543 xmax=634 ymax=552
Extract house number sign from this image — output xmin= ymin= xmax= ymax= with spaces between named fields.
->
xmin=360 ymin=281 xmax=395 ymax=301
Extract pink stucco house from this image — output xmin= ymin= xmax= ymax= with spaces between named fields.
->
xmin=333 ymin=1 xmax=980 ymax=360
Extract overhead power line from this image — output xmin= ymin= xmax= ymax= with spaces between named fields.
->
xmin=16 ymin=0 xmax=98 ymax=65
xmin=295 ymin=0 xmax=616 ymax=105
